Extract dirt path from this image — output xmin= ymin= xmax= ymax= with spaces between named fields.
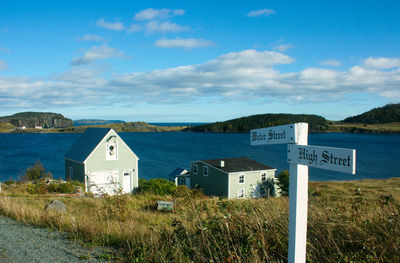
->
xmin=0 ymin=216 xmax=116 ymax=263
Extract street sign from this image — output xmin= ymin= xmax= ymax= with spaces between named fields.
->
xmin=288 ymin=144 xmax=356 ymax=174
xmin=250 ymin=123 xmax=308 ymax=145
xmin=250 ymin=122 xmax=357 ymax=263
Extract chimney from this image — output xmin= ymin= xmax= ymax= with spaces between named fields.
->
xmin=220 ymin=160 xmax=225 ymax=167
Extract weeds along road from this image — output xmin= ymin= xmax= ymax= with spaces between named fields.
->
xmin=0 ymin=216 xmax=115 ymax=263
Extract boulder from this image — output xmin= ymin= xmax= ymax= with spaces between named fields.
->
xmin=44 ymin=200 xmax=67 ymax=213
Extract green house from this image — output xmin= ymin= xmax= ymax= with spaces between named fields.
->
xmin=190 ymin=157 xmax=278 ymax=199
xmin=64 ymin=128 xmax=139 ymax=195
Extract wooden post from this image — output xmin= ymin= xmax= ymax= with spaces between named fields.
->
xmin=288 ymin=123 xmax=308 ymax=263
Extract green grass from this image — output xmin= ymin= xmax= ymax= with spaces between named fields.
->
xmin=327 ymin=121 xmax=400 ymax=133
xmin=1 ymin=178 xmax=400 ymax=262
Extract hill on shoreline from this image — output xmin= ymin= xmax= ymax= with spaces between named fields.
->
xmin=343 ymin=103 xmax=400 ymax=124
xmin=0 ymin=112 xmax=72 ymax=128
xmin=186 ymin=113 xmax=328 ymax=133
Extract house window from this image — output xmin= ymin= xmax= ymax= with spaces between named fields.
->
xmin=261 ymin=173 xmax=266 ymax=182
xmin=106 ymin=142 xmax=118 ymax=161
xmin=124 ymin=171 xmax=130 ymax=176
xmin=238 ymin=189 xmax=244 ymax=198
xmin=193 ymin=164 xmax=198 ymax=174
xmin=203 ymin=166 xmax=208 ymax=176
xmin=239 ymin=174 xmax=245 ymax=184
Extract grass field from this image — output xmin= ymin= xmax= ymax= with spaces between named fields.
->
xmin=327 ymin=122 xmax=400 ymax=133
xmin=1 ymin=178 xmax=399 ymax=262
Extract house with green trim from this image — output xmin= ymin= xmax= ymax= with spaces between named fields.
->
xmin=190 ymin=157 xmax=278 ymax=199
xmin=64 ymin=128 xmax=139 ymax=195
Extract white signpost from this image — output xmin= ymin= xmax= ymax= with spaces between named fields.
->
xmin=250 ymin=123 xmax=356 ymax=263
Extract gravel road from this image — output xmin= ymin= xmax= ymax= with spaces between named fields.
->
xmin=0 ymin=216 xmax=117 ymax=263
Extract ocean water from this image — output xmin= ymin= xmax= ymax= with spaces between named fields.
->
xmin=0 ymin=132 xmax=399 ymax=182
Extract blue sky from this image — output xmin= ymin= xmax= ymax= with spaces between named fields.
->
xmin=0 ymin=0 xmax=399 ymax=122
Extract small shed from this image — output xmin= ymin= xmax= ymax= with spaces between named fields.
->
xmin=168 ymin=167 xmax=190 ymax=187
xmin=64 ymin=128 xmax=139 ymax=195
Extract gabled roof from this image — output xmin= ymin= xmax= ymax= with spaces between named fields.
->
xmin=64 ymin=128 xmax=112 ymax=163
xmin=198 ymin=157 xmax=275 ymax=173
xmin=167 ymin=167 xmax=189 ymax=181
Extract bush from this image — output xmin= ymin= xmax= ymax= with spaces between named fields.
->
xmin=277 ymin=170 xmax=289 ymax=196
xmin=26 ymin=182 xmax=48 ymax=194
xmin=22 ymin=161 xmax=52 ymax=182
xmin=138 ymin=178 xmax=176 ymax=196
xmin=48 ymin=181 xmax=77 ymax=193
xmin=3 ymin=180 xmax=16 ymax=185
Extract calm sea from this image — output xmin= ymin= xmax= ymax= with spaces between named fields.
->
xmin=0 ymin=132 xmax=399 ymax=182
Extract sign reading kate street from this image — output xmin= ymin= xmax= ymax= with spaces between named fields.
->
xmin=288 ymin=144 xmax=356 ymax=174
xmin=250 ymin=123 xmax=296 ymax=145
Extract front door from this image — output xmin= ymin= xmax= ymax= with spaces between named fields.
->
xmin=123 ymin=171 xmax=131 ymax=193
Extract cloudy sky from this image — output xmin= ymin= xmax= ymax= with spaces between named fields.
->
xmin=0 ymin=0 xmax=399 ymax=122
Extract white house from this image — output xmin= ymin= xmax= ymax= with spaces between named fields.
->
xmin=64 ymin=128 xmax=139 ymax=196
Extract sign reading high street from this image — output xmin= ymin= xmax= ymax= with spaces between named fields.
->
xmin=250 ymin=123 xmax=308 ymax=145
xmin=250 ymin=122 xmax=357 ymax=263
xmin=288 ymin=144 xmax=356 ymax=174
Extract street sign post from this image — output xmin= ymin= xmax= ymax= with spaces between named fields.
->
xmin=250 ymin=122 xmax=356 ymax=263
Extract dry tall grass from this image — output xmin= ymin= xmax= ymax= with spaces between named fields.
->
xmin=1 ymin=178 xmax=399 ymax=262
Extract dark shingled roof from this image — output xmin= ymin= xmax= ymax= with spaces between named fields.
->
xmin=200 ymin=157 xmax=275 ymax=173
xmin=64 ymin=128 xmax=111 ymax=163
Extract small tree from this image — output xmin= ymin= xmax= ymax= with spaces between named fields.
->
xmin=22 ymin=161 xmax=52 ymax=182
xmin=277 ymin=170 xmax=289 ymax=196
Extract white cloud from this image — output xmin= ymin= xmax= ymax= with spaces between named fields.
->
xmin=133 ymin=8 xmax=185 ymax=21
xmin=96 ymin=18 xmax=125 ymax=31
xmin=1 ymin=51 xmax=399 ymax=110
xmin=127 ymin=24 xmax=141 ymax=33
xmin=320 ymin=59 xmax=342 ymax=67
xmin=155 ymin=38 xmax=214 ymax=49
xmin=364 ymin=57 xmax=400 ymax=69
xmin=273 ymin=44 xmax=293 ymax=52
xmin=70 ymin=45 xmax=125 ymax=66
xmin=78 ymin=34 xmax=104 ymax=42
xmin=145 ymin=21 xmax=188 ymax=34
xmin=248 ymin=9 xmax=276 ymax=17
xmin=0 ymin=60 xmax=7 ymax=70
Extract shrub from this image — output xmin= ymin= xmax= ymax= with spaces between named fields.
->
xmin=103 ymin=189 xmax=128 ymax=221
xmin=26 ymin=182 xmax=48 ymax=194
xmin=22 ymin=161 xmax=52 ymax=182
xmin=173 ymin=185 xmax=206 ymax=199
xmin=48 ymin=181 xmax=77 ymax=193
xmin=138 ymin=178 xmax=176 ymax=196
xmin=3 ymin=180 xmax=16 ymax=185
xmin=277 ymin=170 xmax=289 ymax=196
xmin=259 ymin=177 xmax=278 ymax=197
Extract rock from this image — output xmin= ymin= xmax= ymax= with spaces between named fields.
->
xmin=44 ymin=200 xmax=67 ymax=213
